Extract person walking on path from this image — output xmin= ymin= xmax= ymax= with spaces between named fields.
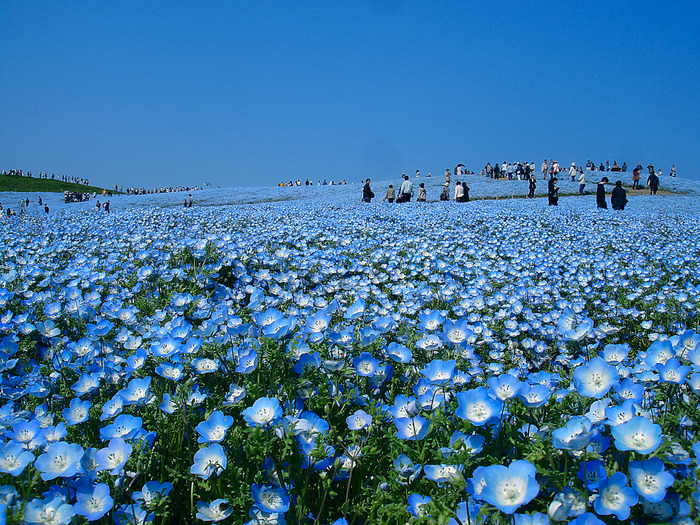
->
xmin=611 ymin=180 xmax=628 ymax=210
xmin=383 ymin=185 xmax=396 ymax=203
xmin=362 ymin=178 xmax=374 ymax=203
xmin=596 ymin=177 xmax=609 ymax=208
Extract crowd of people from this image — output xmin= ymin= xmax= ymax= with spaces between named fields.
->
xmin=1 ymin=196 xmax=50 ymax=217
xmin=2 ymin=169 xmax=90 ymax=186
xmin=279 ymin=179 xmax=349 ymax=186
xmin=125 ymin=185 xmax=202 ymax=195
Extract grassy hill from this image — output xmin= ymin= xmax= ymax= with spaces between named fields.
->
xmin=0 ymin=174 xmax=117 ymax=194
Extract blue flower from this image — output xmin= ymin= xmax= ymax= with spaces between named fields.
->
xmin=628 ymin=457 xmax=675 ymax=502
xmin=656 ymin=357 xmax=690 ymax=384
xmin=95 ymin=437 xmax=133 ymax=475
xmin=34 ymin=441 xmax=84 ymax=480
xmin=557 ymin=307 xmax=593 ymax=341
xmin=394 ymin=415 xmax=431 ymax=440
xmin=455 ymin=387 xmax=502 ymax=427
xmin=6 ymin=419 xmax=46 ymax=450
xmin=353 ymin=352 xmax=379 ymax=377
xmin=421 ymin=359 xmax=456 ymax=385
xmin=344 ymin=298 xmax=366 ymax=320
xmin=0 ymin=441 xmax=34 ymax=476
xmin=424 ymin=464 xmax=464 ymax=485
xmin=62 ymin=397 xmax=91 ymax=426
xmin=479 ymin=460 xmax=539 ymax=514
xmin=191 ymin=443 xmax=227 ymax=480
xmin=195 ymin=410 xmax=234 ymax=443
xmin=155 ymin=361 xmax=184 ymax=381
xmin=132 ymin=480 xmax=173 ymax=507
xmin=118 ymin=376 xmax=152 ymax=406
xmin=517 ymin=383 xmax=552 ymax=408
xmin=393 ymin=454 xmax=422 ymax=484
xmin=384 ymin=342 xmax=412 ymax=363
xmin=74 ymin=483 xmax=114 ymax=521
xmin=236 ymin=349 xmax=258 ymax=374
xmin=251 ymin=483 xmax=290 ymax=514
xmin=577 ymin=459 xmax=607 ymax=490
xmin=100 ymin=414 xmax=144 ymax=441
xmin=24 ymin=495 xmax=75 ymax=525
xmin=572 ymin=357 xmax=618 ymax=398
xmin=552 ymin=416 xmax=592 ymax=451
xmin=196 ymin=499 xmax=232 ymax=522
xmin=242 ymin=397 xmax=282 ymax=428
xmin=407 ymin=493 xmax=432 ymax=517
xmin=592 ymin=471 xmax=638 ymax=520
xmin=419 ymin=309 xmax=445 ymax=331
xmin=346 ymin=409 xmax=372 ymax=431
xmin=487 ymin=373 xmax=524 ymax=400
xmin=611 ymin=415 xmax=662 ymax=454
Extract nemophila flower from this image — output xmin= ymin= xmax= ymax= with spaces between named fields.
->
xmin=62 ymin=397 xmax=91 ymax=426
xmin=24 ymin=495 xmax=76 ymax=525
xmin=71 ymin=372 xmax=101 ymax=396
xmin=36 ymin=320 xmax=61 ymax=338
xmin=346 ymin=409 xmax=372 ymax=431
xmin=353 ymin=352 xmax=379 ymax=377
xmin=155 ymin=361 xmax=184 ymax=381
xmin=611 ymin=415 xmax=662 ymax=454
xmin=74 ymin=482 xmax=114 ymax=521
xmin=6 ymin=418 xmax=46 ymax=450
xmin=547 ymin=487 xmax=585 ymax=521
xmin=572 ymin=357 xmax=618 ymax=398
xmin=384 ymin=342 xmax=412 ymax=363
xmin=584 ymin=398 xmax=611 ymax=424
xmin=656 ymin=357 xmax=690 ymax=384
xmin=593 ymin=471 xmax=638 ymax=520
xmin=394 ymin=454 xmax=422 ymax=484
xmin=394 ymin=415 xmax=431 ymax=440
xmin=421 ymin=359 xmax=456 ymax=385
xmin=419 ymin=309 xmax=446 ymax=331
xmin=236 ymin=349 xmax=258 ymax=374
xmin=223 ymin=383 xmax=246 ymax=405
xmin=557 ymin=307 xmax=593 ymax=341
xmin=442 ymin=318 xmax=472 ymax=345
xmin=613 ymin=378 xmax=644 ymax=404
xmin=87 ymin=318 xmax=113 ymax=338
xmin=448 ymin=498 xmax=484 ymax=525
xmin=552 ymin=416 xmax=593 ymax=451
xmin=600 ymin=343 xmax=630 ymax=365
xmin=191 ymin=443 xmax=227 ymax=480
xmin=628 ymin=457 xmax=675 ymax=502
xmin=118 ymin=376 xmax=151 ymax=406
xmin=159 ymin=393 xmax=178 ymax=414
xmin=132 ymin=480 xmax=173 ymax=507
xmin=251 ymin=483 xmax=290 ymax=514
xmin=358 ymin=326 xmax=380 ymax=346
xmin=197 ymin=499 xmax=232 ymax=522
xmin=100 ymin=414 xmax=143 ymax=441
xmin=407 ymin=493 xmax=432 ymax=518
xmin=518 ymin=383 xmax=552 ymax=408
xmin=479 ymin=460 xmax=539 ymax=514
xmin=34 ymin=441 xmax=84 ymax=480
xmin=196 ymin=410 xmax=234 ymax=443
xmin=305 ymin=310 xmax=331 ymax=333
xmin=242 ymin=397 xmax=282 ymax=428
xmin=149 ymin=336 xmax=183 ymax=358
xmin=344 ymin=298 xmax=366 ymax=320
xmin=513 ymin=512 xmax=549 ymax=525
xmin=568 ymin=513 xmax=605 ymax=525
xmin=424 ymin=464 xmax=464 ymax=485
xmin=114 ymin=503 xmax=154 ymax=525
xmin=191 ymin=357 xmax=220 ymax=374
xmin=95 ymin=437 xmax=132 ymax=475
xmin=605 ymin=399 xmax=637 ymax=427
xmin=455 ymin=387 xmax=502 ymax=427
xmin=125 ymin=348 xmax=147 ymax=373
xmin=487 ymin=373 xmax=523 ymax=400
xmin=43 ymin=422 xmax=68 ymax=444
xmin=0 ymin=441 xmax=34 ymax=475
xmin=415 ymin=333 xmax=443 ymax=352
xmin=577 ymin=459 xmax=607 ymax=490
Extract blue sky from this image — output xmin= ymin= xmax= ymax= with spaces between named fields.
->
xmin=1 ymin=1 xmax=698 ymax=188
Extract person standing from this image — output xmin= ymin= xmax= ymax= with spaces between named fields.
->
xmin=632 ymin=164 xmax=641 ymax=189
xmin=454 ymin=180 xmax=464 ymax=202
xmin=670 ymin=164 xmax=677 ymax=177
xmin=398 ymin=174 xmax=413 ymax=202
xmin=611 ymin=180 xmax=628 ymax=210
xmin=577 ymin=169 xmax=586 ymax=195
xmin=541 ymin=159 xmax=548 ymax=180
xmin=417 ymin=183 xmax=426 ymax=202
xmin=444 ymin=169 xmax=451 ymax=185
xmin=362 ymin=178 xmax=374 ymax=203
xmin=462 ymin=181 xmax=470 ymax=202
xmin=569 ymin=163 xmax=577 ymax=182
xmin=528 ymin=173 xmax=536 ymax=198
xmin=596 ymin=177 xmax=609 ymax=208
xmin=647 ymin=170 xmax=659 ymax=195
xmin=383 ymin=184 xmax=396 ymax=203
xmin=547 ymin=177 xmax=559 ymax=206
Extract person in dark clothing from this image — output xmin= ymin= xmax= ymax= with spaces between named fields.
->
xmin=104 ymin=200 xmax=110 ymax=213
xmin=462 ymin=181 xmax=470 ymax=202
xmin=528 ymin=174 xmax=536 ymax=198
xmin=596 ymin=177 xmax=609 ymax=208
xmin=548 ymin=177 xmax=559 ymax=206
xmin=647 ymin=171 xmax=659 ymax=195
xmin=611 ymin=180 xmax=628 ymax=210
xmin=362 ymin=179 xmax=374 ymax=203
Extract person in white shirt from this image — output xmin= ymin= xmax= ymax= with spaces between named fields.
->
xmin=398 ymin=174 xmax=413 ymax=202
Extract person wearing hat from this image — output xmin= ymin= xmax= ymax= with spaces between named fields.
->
xmin=569 ymin=162 xmax=577 ymax=182
xmin=439 ymin=182 xmax=450 ymax=201
xmin=548 ymin=177 xmax=560 ymax=206
xmin=596 ymin=177 xmax=609 ymax=208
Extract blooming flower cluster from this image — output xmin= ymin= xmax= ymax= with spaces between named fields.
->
xmin=0 ymin=182 xmax=700 ymax=523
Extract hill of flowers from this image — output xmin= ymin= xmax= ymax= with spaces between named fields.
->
xmin=1 ymin=185 xmax=700 ymax=524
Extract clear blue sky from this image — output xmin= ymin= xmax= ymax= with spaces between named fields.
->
xmin=1 ymin=1 xmax=698 ymax=188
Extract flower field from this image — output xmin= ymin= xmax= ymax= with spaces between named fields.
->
xmin=2 ymin=180 xmax=700 ymax=524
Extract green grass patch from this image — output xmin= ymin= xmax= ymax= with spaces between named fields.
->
xmin=0 ymin=174 xmax=119 ymax=194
